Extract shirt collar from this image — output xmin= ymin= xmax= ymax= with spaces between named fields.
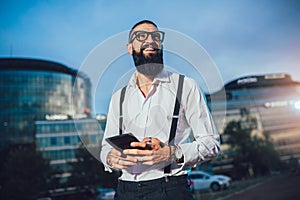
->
xmin=128 ymin=69 xmax=171 ymax=87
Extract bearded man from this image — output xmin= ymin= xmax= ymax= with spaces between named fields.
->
xmin=100 ymin=20 xmax=220 ymax=200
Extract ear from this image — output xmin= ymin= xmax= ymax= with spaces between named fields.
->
xmin=126 ymin=43 xmax=133 ymax=55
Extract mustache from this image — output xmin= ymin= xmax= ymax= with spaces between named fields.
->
xmin=140 ymin=43 xmax=160 ymax=51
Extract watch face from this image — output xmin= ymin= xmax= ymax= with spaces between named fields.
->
xmin=175 ymin=148 xmax=183 ymax=159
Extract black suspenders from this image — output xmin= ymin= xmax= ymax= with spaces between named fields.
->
xmin=164 ymin=74 xmax=184 ymax=173
xmin=119 ymin=74 xmax=185 ymax=173
xmin=119 ymin=86 xmax=127 ymax=135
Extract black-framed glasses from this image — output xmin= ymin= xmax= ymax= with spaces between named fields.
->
xmin=129 ymin=31 xmax=165 ymax=43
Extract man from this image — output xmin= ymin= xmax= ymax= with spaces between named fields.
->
xmin=100 ymin=20 xmax=220 ymax=200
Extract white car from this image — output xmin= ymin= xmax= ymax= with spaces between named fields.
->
xmin=188 ymin=171 xmax=231 ymax=192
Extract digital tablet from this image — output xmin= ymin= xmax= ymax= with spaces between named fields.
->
xmin=105 ymin=133 xmax=148 ymax=151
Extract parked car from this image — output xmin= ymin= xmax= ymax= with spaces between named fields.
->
xmin=188 ymin=171 xmax=231 ymax=192
xmin=96 ymin=187 xmax=115 ymax=200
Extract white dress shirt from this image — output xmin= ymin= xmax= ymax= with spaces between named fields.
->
xmin=100 ymin=70 xmax=220 ymax=181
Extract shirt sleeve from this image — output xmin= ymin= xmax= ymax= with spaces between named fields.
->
xmin=100 ymin=90 xmax=121 ymax=172
xmin=179 ymin=78 xmax=220 ymax=169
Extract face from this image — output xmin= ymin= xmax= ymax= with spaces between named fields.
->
xmin=127 ymin=23 xmax=162 ymax=57
xmin=127 ymin=23 xmax=164 ymax=76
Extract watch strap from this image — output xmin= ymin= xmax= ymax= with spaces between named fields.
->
xmin=170 ymin=145 xmax=184 ymax=163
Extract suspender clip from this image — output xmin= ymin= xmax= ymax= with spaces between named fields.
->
xmin=165 ymin=176 xmax=169 ymax=182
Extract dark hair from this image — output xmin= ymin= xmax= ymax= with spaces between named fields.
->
xmin=129 ymin=20 xmax=158 ymax=42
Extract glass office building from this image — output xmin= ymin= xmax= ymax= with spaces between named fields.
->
xmin=35 ymin=119 xmax=105 ymax=181
xmin=208 ymin=73 xmax=300 ymax=172
xmin=0 ymin=58 xmax=91 ymax=147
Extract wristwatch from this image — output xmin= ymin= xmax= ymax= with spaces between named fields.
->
xmin=171 ymin=145 xmax=184 ymax=163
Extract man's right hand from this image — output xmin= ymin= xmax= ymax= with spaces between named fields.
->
xmin=107 ymin=148 xmax=138 ymax=170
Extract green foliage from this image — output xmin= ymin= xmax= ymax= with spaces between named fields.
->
xmin=0 ymin=143 xmax=54 ymax=200
xmin=224 ymin=117 xmax=281 ymax=179
xmin=67 ymin=144 xmax=120 ymax=190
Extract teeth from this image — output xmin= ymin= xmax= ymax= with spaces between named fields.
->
xmin=145 ymin=47 xmax=154 ymax=51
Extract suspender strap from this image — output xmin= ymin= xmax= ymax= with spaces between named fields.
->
xmin=164 ymin=74 xmax=184 ymax=174
xmin=119 ymin=86 xmax=127 ymax=135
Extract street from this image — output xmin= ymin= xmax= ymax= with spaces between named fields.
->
xmin=223 ymin=173 xmax=300 ymax=200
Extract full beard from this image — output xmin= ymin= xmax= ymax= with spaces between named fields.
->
xmin=132 ymin=46 xmax=164 ymax=77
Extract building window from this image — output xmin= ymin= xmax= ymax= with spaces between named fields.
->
xmin=77 ymin=136 xmax=81 ymax=143
xmin=64 ymin=136 xmax=71 ymax=145
xmin=50 ymin=137 xmax=57 ymax=145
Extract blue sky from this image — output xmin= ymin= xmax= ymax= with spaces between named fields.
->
xmin=1 ymin=0 xmax=300 ymax=114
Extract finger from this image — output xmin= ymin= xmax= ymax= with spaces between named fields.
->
xmin=110 ymin=148 xmax=122 ymax=156
xmin=150 ymin=143 xmax=161 ymax=150
xmin=111 ymin=154 xmax=138 ymax=163
xmin=151 ymin=138 xmax=160 ymax=143
xmin=123 ymin=149 xmax=153 ymax=155
xmin=122 ymin=155 xmax=139 ymax=163
xmin=119 ymin=159 xmax=138 ymax=167
xmin=113 ymin=158 xmax=126 ymax=169
xmin=130 ymin=142 xmax=147 ymax=148
xmin=141 ymin=161 xmax=155 ymax=165
xmin=139 ymin=155 xmax=158 ymax=165
xmin=138 ymin=155 xmax=152 ymax=162
xmin=132 ymin=141 xmax=152 ymax=150
xmin=141 ymin=137 xmax=152 ymax=143
xmin=144 ymin=155 xmax=167 ymax=165
xmin=108 ymin=150 xmax=120 ymax=164
xmin=114 ymin=157 xmax=137 ymax=169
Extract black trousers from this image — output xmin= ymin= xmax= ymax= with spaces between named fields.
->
xmin=114 ymin=175 xmax=194 ymax=200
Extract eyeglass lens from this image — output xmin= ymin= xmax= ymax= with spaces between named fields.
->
xmin=132 ymin=31 xmax=164 ymax=42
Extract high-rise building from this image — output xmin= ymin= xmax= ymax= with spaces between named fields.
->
xmin=208 ymin=73 xmax=300 ymax=171
xmin=0 ymin=58 xmax=92 ymax=147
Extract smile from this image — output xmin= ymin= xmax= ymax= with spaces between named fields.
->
xmin=143 ymin=47 xmax=157 ymax=54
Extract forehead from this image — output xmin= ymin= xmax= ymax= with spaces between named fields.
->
xmin=132 ymin=23 xmax=158 ymax=32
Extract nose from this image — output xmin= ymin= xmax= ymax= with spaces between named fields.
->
xmin=144 ymin=33 xmax=155 ymax=43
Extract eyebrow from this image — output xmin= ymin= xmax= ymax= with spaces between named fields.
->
xmin=129 ymin=25 xmax=159 ymax=38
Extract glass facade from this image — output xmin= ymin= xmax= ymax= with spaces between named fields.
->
xmin=0 ymin=58 xmax=91 ymax=146
xmin=35 ymin=119 xmax=105 ymax=177
xmin=207 ymin=74 xmax=300 ymax=169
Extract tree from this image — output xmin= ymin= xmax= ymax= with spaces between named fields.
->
xmin=67 ymin=144 xmax=120 ymax=190
xmin=223 ymin=116 xmax=281 ymax=179
xmin=0 ymin=143 xmax=54 ymax=200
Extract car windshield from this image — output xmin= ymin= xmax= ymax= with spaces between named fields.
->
xmin=190 ymin=173 xmax=211 ymax=179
